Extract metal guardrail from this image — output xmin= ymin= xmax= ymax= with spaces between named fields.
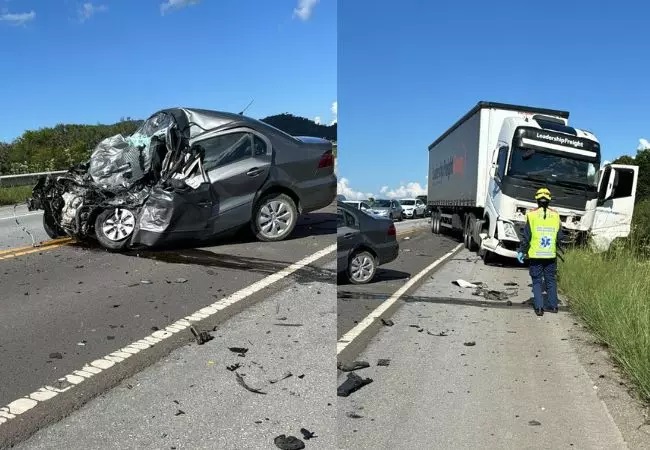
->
xmin=0 ymin=171 xmax=67 ymax=188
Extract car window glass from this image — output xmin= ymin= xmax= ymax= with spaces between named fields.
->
xmin=199 ymin=132 xmax=253 ymax=171
xmin=343 ymin=210 xmax=358 ymax=228
xmin=337 ymin=211 xmax=345 ymax=228
xmin=253 ymin=135 xmax=268 ymax=156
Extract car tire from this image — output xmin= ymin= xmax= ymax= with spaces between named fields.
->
xmin=42 ymin=210 xmax=67 ymax=239
xmin=398 ymin=212 xmax=404 ymax=222
xmin=94 ymin=208 xmax=136 ymax=251
xmin=347 ymin=250 xmax=377 ymax=284
xmin=252 ymin=193 xmax=298 ymax=242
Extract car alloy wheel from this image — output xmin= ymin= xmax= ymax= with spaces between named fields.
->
xmin=348 ymin=250 xmax=376 ymax=284
xmin=253 ymin=193 xmax=298 ymax=242
xmin=102 ymin=208 xmax=135 ymax=241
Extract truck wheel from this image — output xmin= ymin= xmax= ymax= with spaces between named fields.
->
xmin=467 ymin=213 xmax=478 ymax=252
xmin=94 ymin=208 xmax=135 ymax=251
xmin=433 ymin=211 xmax=441 ymax=234
xmin=463 ymin=216 xmax=470 ymax=248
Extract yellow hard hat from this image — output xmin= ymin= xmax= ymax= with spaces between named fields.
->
xmin=535 ymin=187 xmax=552 ymax=201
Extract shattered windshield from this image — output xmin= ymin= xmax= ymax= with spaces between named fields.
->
xmin=508 ymin=146 xmax=598 ymax=189
xmin=89 ymin=113 xmax=176 ymax=191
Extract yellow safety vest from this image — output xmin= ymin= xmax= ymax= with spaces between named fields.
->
xmin=526 ymin=207 xmax=560 ymax=259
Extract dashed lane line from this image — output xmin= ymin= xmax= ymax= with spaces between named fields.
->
xmin=0 ymin=243 xmax=336 ymax=426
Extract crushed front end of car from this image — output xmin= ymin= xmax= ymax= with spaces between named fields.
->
xmin=28 ymin=109 xmax=212 ymax=251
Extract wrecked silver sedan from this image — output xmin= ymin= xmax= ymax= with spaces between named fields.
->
xmin=28 ymin=108 xmax=336 ymax=251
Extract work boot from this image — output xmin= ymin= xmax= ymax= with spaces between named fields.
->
xmin=534 ymin=308 xmax=544 ymax=316
xmin=548 ymin=307 xmax=558 ymax=313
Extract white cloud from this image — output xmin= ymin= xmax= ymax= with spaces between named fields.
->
xmin=637 ymin=138 xmax=650 ymax=152
xmin=0 ymin=10 xmax=35 ymax=25
xmin=337 ymin=178 xmax=375 ymax=201
xmin=293 ymin=0 xmax=319 ymax=21
xmin=379 ymin=182 xmax=427 ymax=199
xmin=160 ymin=0 xmax=200 ymax=15
xmin=78 ymin=3 xmax=107 ymax=22
xmin=314 ymin=116 xmax=321 ymax=125
xmin=330 ymin=100 xmax=337 ymax=125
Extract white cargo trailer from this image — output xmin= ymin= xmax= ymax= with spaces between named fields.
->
xmin=427 ymin=101 xmax=638 ymax=262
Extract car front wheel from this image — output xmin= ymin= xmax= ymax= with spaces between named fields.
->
xmin=95 ymin=208 xmax=136 ymax=251
xmin=252 ymin=193 xmax=298 ymax=242
xmin=348 ymin=250 xmax=377 ymax=284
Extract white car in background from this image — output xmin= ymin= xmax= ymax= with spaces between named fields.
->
xmin=399 ymin=198 xmax=426 ymax=219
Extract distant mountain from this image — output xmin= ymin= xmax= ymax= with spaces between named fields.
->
xmin=260 ymin=113 xmax=337 ymax=141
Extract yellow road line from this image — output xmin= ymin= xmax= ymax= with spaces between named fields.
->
xmin=0 ymin=238 xmax=72 ymax=260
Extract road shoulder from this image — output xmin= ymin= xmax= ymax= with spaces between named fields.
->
xmin=337 ymin=250 xmax=643 ymax=449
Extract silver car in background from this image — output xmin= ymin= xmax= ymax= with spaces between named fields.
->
xmin=369 ymin=199 xmax=403 ymax=221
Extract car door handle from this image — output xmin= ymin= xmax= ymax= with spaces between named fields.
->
xmin=247 ymin=168 xmax=263 ymax=177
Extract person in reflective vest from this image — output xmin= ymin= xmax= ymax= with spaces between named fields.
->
xmin=517 ymin=187 xmax=564 ymax=316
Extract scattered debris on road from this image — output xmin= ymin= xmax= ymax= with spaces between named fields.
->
xmin=49 ymin=352 xmax=63 ymax=359
xmin=300 ymin=428 xmax=316 ymax=440
xmin=140 ymin=280 xmax=152 ymax=285
xmin=189 ymin=325 xmax=213 ymax=345
xmin=235 ymin=372 xmax=267 ymax=395
xmin=464 ymin=341 xmax=476 ymax=346
xmin=453 ymin=279 xmax=479 ymax=288
xmin=504 ymin=282 xmax=518 ymax=286
xmin=226 ymin=363 xmax=241 ymax=372
xmin=274 ymin=323 xmax=304 ymax=327
xmin=347 ymin=412 xmax=364 ymax=419
xmin=506 ymin=300 xmax=513 ymax=306
xmin=377 ymin=359 xmax=391 ymax=366
xmin=175 ymin=278 xmax=188 ymax=284
xmin=228 ymin=347 xmax=249 ymax=356
xmin=174 ymin=409 xmax=185 ymax=416
xmin=338 ymin=361 xmax=370 ymax=372
xmin=428 ymin=330 xmax=448 ymax=336
xmin=381 ymin=318 xmax=394 ymax=327
xmin=269 ymin=371 xmax=293 ymax=384
xmin=274 ymin=434 xmax=305 ymax=450
xmin=528 ymin=420 xmax=542 ymax=426
xmin=337 ymin=372 xmax=374 ymax=397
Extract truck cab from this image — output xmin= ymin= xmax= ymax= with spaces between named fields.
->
xmin=482 ymin=113 xmax=637 ymax=257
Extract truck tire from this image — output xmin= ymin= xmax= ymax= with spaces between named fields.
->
xmin=463 ymin=215 xmax=470 ymax=248
xmin=467 ymin=213 xmax=478 ymax=252
xmin=432 ymin=211 xmax=441 ymax=234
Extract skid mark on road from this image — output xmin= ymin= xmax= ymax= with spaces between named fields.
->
xmin=0 ymin=238 xmax=72 ymax=261
xmin=0 ymin=243 xmax=336 ymax=428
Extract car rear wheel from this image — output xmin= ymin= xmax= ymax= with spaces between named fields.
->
xmin=252 ymin=193 xmax=297 ymax=242
xmin=95 ymin=208 xmax=135 ymax=251
xmin=348 ymin=250 xmax=377 ymax=284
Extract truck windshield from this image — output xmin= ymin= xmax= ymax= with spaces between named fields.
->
xmin=508 ymin=146 xmax=598 ymax=188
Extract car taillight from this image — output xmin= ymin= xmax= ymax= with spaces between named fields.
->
xmin=387 ymin=224 xmax=396 ymax=236
xmin=318 ymin=150 xmax=334 ymax=168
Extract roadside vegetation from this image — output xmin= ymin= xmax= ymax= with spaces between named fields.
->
xmin=0 ymin=185 xmax=33 ymax=206
xmin=559 ymin=148 xmax=650 ymax=403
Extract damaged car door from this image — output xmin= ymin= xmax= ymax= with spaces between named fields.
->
xmin=192 ymin=129 xmax=272 ymax=235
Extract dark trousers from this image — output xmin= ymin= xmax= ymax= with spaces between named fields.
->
xmin=529 ymin=258 xmax=558 ymax=310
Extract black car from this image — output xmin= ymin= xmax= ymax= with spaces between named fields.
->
xmin=337 ymin=200 xmax=399 ymax=284
xmin=29 ymin=108 xmax=336 ymax=251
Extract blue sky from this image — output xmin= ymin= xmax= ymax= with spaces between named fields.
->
xmin=337 ymin=0 xmax=650 ymax=200
xmin=0 ymin=0 xmax=336 ymax=142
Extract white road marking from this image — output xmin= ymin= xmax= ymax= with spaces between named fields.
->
xmin=337 ymin=243 xmax=464 ymax=355
xmin=0 ymin=243 xmax=336 ymax=426
xmin=0 ymin=212 xmax=41 ymax=222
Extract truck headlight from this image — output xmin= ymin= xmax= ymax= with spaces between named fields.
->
xmin=503 ymin=222 xmax=518 ymax=240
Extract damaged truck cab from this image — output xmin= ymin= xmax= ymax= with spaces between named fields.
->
xmin=428 ymin=102 xmax=638 ymax=261
xmin=29 ymin=108 xmax=336 ymax=251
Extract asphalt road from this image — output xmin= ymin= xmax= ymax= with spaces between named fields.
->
xmin=337 ymin=220 xmax=459 ymax=339
xmin=0 ymin=204 xmax=335 ymax=447
xmin=0 ymin=205 xmax=47 ymax=251
xmin=18 ymin=261 xmax=337 ymax=450
xmin=337 ymin=249 xmax=635 ymax=449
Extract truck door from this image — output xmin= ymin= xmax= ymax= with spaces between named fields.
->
xmin=590 ymin=164 xmax=639 ymax=251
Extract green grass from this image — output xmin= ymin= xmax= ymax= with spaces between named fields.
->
xmin=0 ymin=185 xmax=33 ymax=206
xmin=558 ymin=245 xmax=650 ymax=402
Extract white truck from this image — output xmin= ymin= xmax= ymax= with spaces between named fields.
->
xmin=427 ymin=101 xmax=638 ymax=262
